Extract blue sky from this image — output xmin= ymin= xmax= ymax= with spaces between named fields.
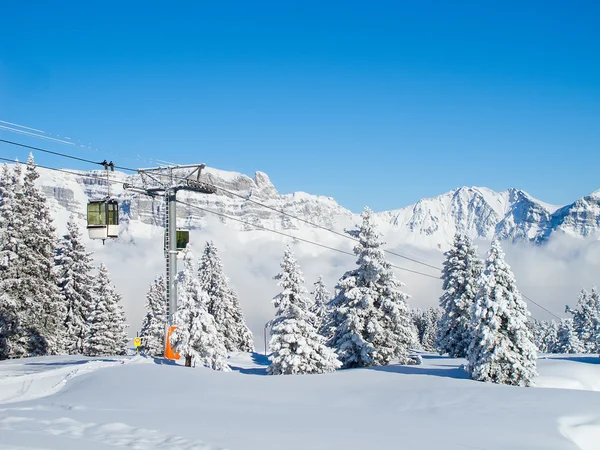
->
xmin=1 ymin=1 xmax=599 ymax=212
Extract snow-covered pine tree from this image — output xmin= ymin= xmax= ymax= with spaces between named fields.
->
xmin=410 ymin=308 xmax=428 ymax=350
xmin=0 ymin=157 xmax=66 ymax=357
xmin=84 ymin=263 xmax=128 ymax=356
xmin=21 ymin=155 xmax=66 ymax=354
xmin=527 ymin=318 xmax=541 ymax=351
xmin=0 ymin=164 xmax=19 ymax=359
xmin=268 ymin=246 xmax=340 ymax=375
xmin=139 ymin=275 xmax=167 ymax=356
xmin=328 ymin=207 xmax=415 ymax=368
xmin=171 ymin=248 xmax=229 ymax=370
xmin=198 ymin=241 xmax=254 ymax=352
xmin=111 ymin=291 xmax=129 ymax=356
xmin=538 ymin=320 xmax=559 ymax=354
xmin=555 ymin=318 xmax=584 ymax=354
xmin=566 ymin=288 xmax=600 ymax=353
xmin=420 ymin=307 xmax=442 ymax=352
xmin=436 ymin=233 xmax=483 ymax=358
xmin=531 ymin=319 xmax=547 ymax=353
xmin=467 ymin=240 xmax=537 ymax=386
xmin=55 ymin=217 xmax=96 ymax=354
xmin=310 ymin=275 xmax=331 ymax=331
xmin=411 ymin=308 xmax=425 ymax=349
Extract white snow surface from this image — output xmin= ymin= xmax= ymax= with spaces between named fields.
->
xmin=0 ymin=353 xmax=599 ymax=449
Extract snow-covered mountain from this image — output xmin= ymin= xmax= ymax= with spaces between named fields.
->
xmin=35 ymin=165 xmax=600 ymax=251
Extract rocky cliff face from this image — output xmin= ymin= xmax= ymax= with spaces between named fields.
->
xmin=33 ymin=166 xmax=599 ymax=251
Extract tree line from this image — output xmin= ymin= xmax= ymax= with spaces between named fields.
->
xmin=262 ymin=209 xmax=599 ymax=386
xmin=0 ymin=155 xmax=128 ymax=359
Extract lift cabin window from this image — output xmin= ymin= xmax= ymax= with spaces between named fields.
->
xmin=87 ymin=202 xmax=106 ymax=226
xmin=107 ymin=201 xmax=119 ymax=225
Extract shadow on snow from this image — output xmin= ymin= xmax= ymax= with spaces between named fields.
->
xmin=25 ymin=358 xmax=121 ymax=366
xmin=366 ymin=363 xmax=470 ymax=380
xmin=250 ymin=353 xmax=270 ymax=366
xmin=547 ymin=355 xmax=600 ymax=365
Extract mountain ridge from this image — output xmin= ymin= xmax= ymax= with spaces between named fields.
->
xmin=27 ymin=164 xmax=600 ymax=251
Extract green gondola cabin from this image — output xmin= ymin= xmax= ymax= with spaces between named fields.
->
xmin=176 ymin=230 xmax=189 ymax=251
xmin=87 ymin=199 xmax=119 ymax=241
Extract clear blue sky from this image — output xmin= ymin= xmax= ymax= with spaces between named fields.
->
xmin=1 ymin=1 xmax=599 ymax=212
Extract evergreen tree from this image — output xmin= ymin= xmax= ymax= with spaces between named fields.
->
xmin=537 ymin=320 xmax=559 ymax=354
xmin=467 ymin=240 xmax=537 ymax=386
xmin=198 ymin=241 xmax=254 ymax=352
xmin=310 ymin=275 xmax=330 ymax=331
xmin=84 ymin=264 xmax=128 ymax=356
xmin=411 ymin=308 xmax=441 ymax=352
xmin=421 ymin=307 xmax=442 ymax=352
xmin=268 ymin=246 xmax=340 ymax=375
xmin=111 ymin=291 xmax=129 ymax=356
xmin=55 ymin=217 xmax=95 ymax=354
xmin=0 ymin=158 xmax=65 ymax=357
xmin=436 ymin=233 xmax=483 ymax=358
xmin=139 ymin=275 xmax=167 ymax=356
xmin=21 ymin=155 xmax=66 ymax=354
xmin=555 ymin=318 xmax=584 ymax=354
xmin=328 ymin=208 xmax=415 ymax=368
xmin=411 ymin=308 xmax=426 ymax=350
xmin=171 ymin=248 xmax=229 ymax=370
xmin=0 ymin=164 xmax=19 ymax=359
xmin=566 ymin=288 xmax=600 ymax=353
xmin=527 ymin=318 xmax=541 ymax=351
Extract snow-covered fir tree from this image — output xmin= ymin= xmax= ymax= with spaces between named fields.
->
xmin=171 ymin=248 xmax=229 ymax=370
xmin=566 ymin=288 xmax=600 ymax=353
xmin=327 ymin=208 xmax=415 ymax=368
xmin=0 ymin=157 xmax=65 ymax=358
xmin=555 ymin=318 xmax=584 ymax=354
xmin=413 ymin=307 xmax=442 ymax=352
xmin=198 ymin=241 xmax=254 ymax=352
xmin=527 ymin=318 xmax=541 ymax=351
xmin=84 ymin=264 xmax=128 ymax=356
xmin=310 ymin=275 xmax=331 ymax=331
xmin=0 ymin=164 xmax=19 ymax=359
xmin=21 ymin=155 xmax=66 ymax=354
xmin=467 ymin=240 xmax=537 ymax=386
xmin=436 ymin=233 xmax=483 ymax=358
xmin=536 ymin=320 xmax=559 ymax=354
xmin=139 ymin=275 xmax=167 ymax=356
xmin=55 ymin=217 xmax=95 ymax=354
xmin=268 ymin=246 xmax=340 ymax=375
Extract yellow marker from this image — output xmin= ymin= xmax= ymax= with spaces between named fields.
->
xmin=133 ymin=337 xmax=141 ymax=347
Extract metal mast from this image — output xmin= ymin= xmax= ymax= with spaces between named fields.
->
xmin=124 ymin=164 xmax=216 ymax=354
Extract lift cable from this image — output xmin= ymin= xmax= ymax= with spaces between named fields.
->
xmin=0 ymin=138 xmax=138 ymax=172
xmin=174 ymin=199 xmax=442 ymax=280
xmin=0 ymin=156 xmax=127 ymax=186
xmin=521 ymin=294 xmax=561 ymax=320
xmin=209 ymin=184 xmax=443 ymax=272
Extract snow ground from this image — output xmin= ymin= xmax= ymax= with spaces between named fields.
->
xmin=0 ymin=354 xmax=599 ymax=450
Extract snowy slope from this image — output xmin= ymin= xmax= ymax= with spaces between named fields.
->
xmin=0 ymin=353 xmax=599 ymax=449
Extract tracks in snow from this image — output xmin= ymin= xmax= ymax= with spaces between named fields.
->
xmin=0 ymin=416 xmax=223 ymax=450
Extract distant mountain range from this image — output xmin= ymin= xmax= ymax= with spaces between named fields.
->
xmin=35 ymin=165 xmax=600 ymax=251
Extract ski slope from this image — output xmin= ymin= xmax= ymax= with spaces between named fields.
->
xmin=0 ymin=354 xmax=599 ymax=450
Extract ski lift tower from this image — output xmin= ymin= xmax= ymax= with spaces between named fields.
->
xmin=125 ymin=164 xmax=216 ymax=346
